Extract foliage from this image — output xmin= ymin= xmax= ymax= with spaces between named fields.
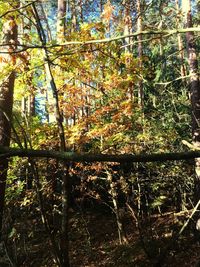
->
xmin=0 ymin=0 xmax=199 ymax=266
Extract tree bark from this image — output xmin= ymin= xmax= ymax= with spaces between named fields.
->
xmin=123 ymin=0 xmax=132 ymax=53
xmin=107 ymin=170 xmax=128 ymax=244
xmin=57 ymin=0 xmax=66 ymax=41
xmin=0 ymin=6 xmax=18 ymax=238
xmin=175 ymin=0 xmax=187 ymax=79
xmin=0 ymin=145 xmax=200 ymax=163
xmin=32 ymin=2 xmax=70 ymax=266
xmin=71 ymin=0 xmax=77 ymax=32
xmin=183 ymin=0 xmax=200 ymax=202
xmin=137 ymin=0 xmax=144 ymax=108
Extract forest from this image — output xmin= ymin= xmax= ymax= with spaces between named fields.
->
xmin=0 ymin=0 xmax=200 ymax=266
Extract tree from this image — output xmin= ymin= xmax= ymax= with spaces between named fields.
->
xmin=182 ymin=0 xmax=200 ymax=202
xmin=56 ymin=1 xmax=71 ymax=265
xmin=32 ymin=2 xmax=71 ymax=266
xmin=0 ymin=1 xmax=19 ymax=237
xmin=0 ymin=2 xmax=19 ymax=237
xmin=137 ymin=0 xmax=144 ymax=108
xmin=57 ymin=0 xmax=66 ymax=42
xmin=1 ymin=0 xmax=200 ymax=265
xmin=175 ymin=0 xmax=187 ymax=79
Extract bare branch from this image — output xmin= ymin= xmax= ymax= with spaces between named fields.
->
xmin=0 ymin=0 xmax=38 ymax=19
xmin=0 ymin=146 xmax=199 ymax=163
xmin=0 ymin=27 xmax=199 ymax=54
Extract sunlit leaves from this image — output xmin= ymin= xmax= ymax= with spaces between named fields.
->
xmin=101 ymin=0 xmax=114 ymax=24
xmin=5 ymin=0 xmax=192 ymax=161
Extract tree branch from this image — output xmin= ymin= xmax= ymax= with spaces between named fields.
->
xmin=0 ymin=0 xmax=37 ymax=19
xmin=0 ymin=27 xmax=200 ymax=53
xmin=0 ymin=146 xmax=200 ymax=163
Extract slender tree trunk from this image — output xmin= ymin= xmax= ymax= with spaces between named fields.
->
xmin=79 ymin=0 xmax=83 ymax=22
xmin=137 ymin=0 xmax=143 ymax=109
xmin=57 ymin=0 xmax=66 ymax=41
xmin=19 ymin=6 xmax=36 ymax=119
xmin=123 ymin=0 xmax=134 ymax=101
xmin=39 ymin=3 xmax=52 ymax=123
xmin=32 ymin=3 xmax=70 ymax=266
xmin=71 ymin=0 xmax=77 ymax=32
xmin=183 ymin=0 xmax=200 ymax=202
xmin=0 ymin=6 xmax=18 ymax=238
xmin=21 ymin=97 xmax=26 ymax=117
xmin=107 ymin=170 xmax=128 ymax=245
xmin=56 ymin=4 xmax=70 ymax=263
xmin=123 ymin=0 xmax=131 ymax=53
xmin=27 ymin=94 xmax=35 ymax=116
xmin=176 ymin=0 xmax=187 ymax=79
xmin=57 ymin=0 xmax=66 ymax=124
xmin=40 ymin=2 xmax=53 ymax=42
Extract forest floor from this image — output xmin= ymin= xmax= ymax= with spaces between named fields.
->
xmin=1 ymin=204 xmax=200 ymax=266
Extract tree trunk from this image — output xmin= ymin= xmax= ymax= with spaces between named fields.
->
xmin=57 ymin=0 xmax=66 ymax=42
xmin=32 ymin=2 xmax=70 ymax=266
xmin=57 ymin=0 xmax=66 ymax=124
xmin=137 ymin=0 xmax=144 ymax=109
xmin=176 ymin=0 xmax=187 ymax=79
xmin=71 ymin=0 xmax=77 ymax=32
xmin=0 ymin=8 xmax=18 ymax=238
xmin=19 ymin=8 xmax=36 ymax=119
xmin=107 ymin=169 xmax=128 ymax=245
xmin=183 ymin=0 xmax=200 ymax=202
xmin=27 ymin=94 xmax=35 ymax=117
xmin=123 ymin=0 xmax=134 ymax=101
xmin=123 ymin=0 xmax=131 ymax=53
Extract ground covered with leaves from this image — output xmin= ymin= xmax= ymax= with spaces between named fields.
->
xmin=1 ymin=201 xmax=200 ymax=267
